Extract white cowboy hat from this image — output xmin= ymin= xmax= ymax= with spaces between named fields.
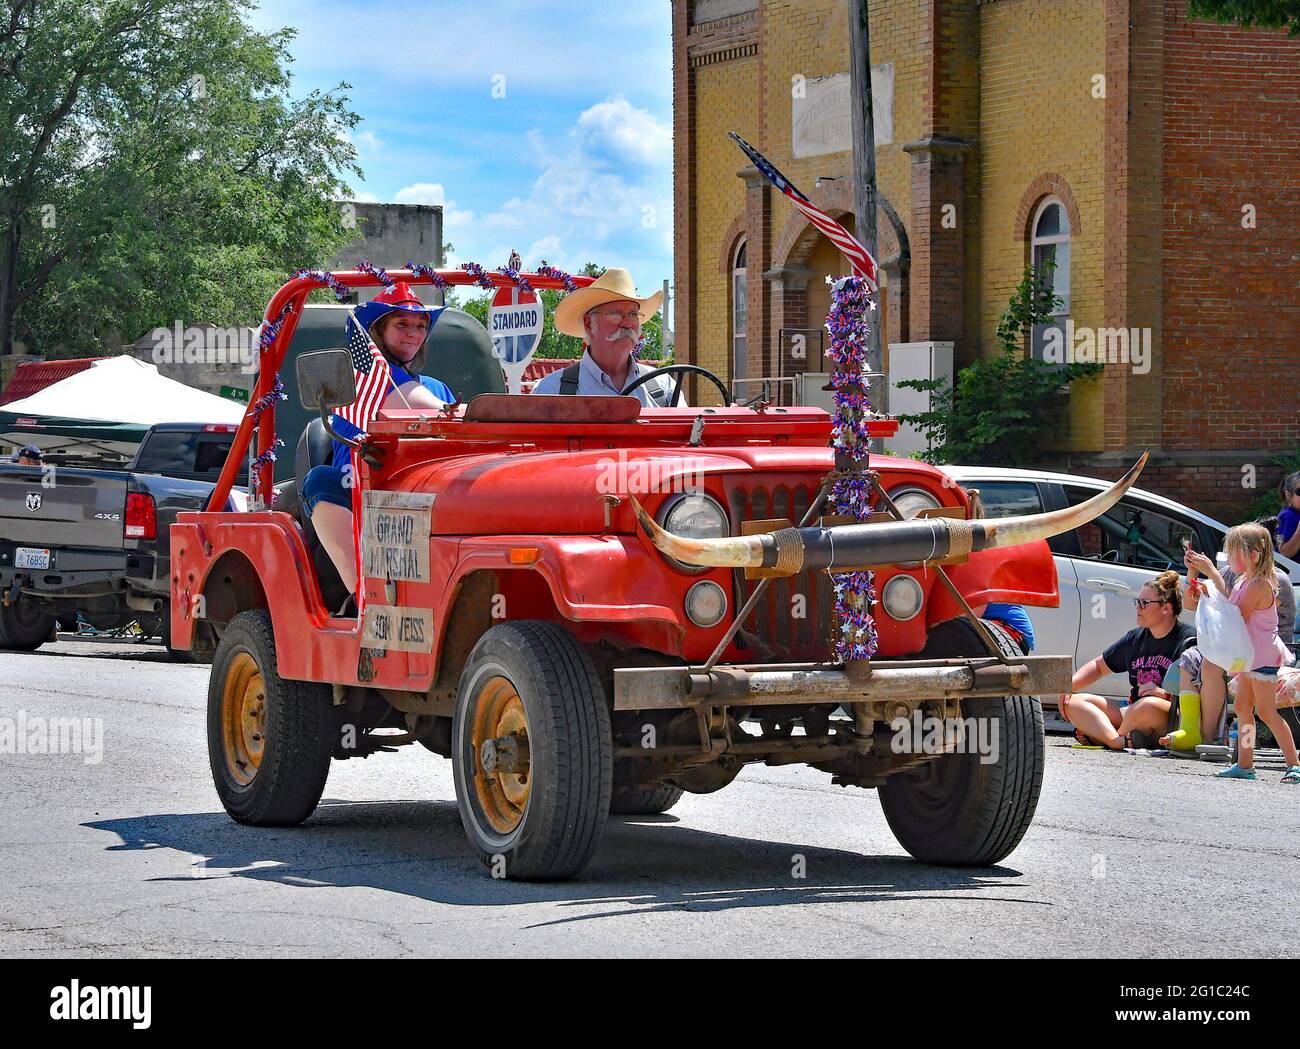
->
xmin=554 ymin=268 xmax=664 ymax=338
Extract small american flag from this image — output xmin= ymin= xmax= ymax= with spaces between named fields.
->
xmin=339 ymin=314 xmax=392 ymax=620
xmin=729 ymin=132 xmax=878 ymax=287
xmin=338 ymin=315 xmax=392 ymax=435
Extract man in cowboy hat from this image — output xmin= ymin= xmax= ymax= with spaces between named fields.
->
xmin=531 ymin=268 xmax=683 ymax=406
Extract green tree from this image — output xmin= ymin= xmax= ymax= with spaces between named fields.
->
xmin=1187 ymin=0 xmax=1300 ymax=35
xmin=0 ymin=0 xmax=362 ymax=358
xmin=894 ymin=264 xmax=1103 ymax=465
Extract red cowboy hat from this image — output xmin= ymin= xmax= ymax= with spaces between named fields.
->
xmin=353 ymin=282 xmax=443 ymax=345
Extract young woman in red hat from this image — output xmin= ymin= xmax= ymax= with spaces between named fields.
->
xmin=302 ymin=283 xmax=452 ymax=614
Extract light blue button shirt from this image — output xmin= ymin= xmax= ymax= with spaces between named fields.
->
xmin=530 ymin=350 xmax=687 ymax=407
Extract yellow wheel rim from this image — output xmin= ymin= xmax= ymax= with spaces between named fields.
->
xmin=470 ymin=676 xmax=531 ymax=835
xmin=221 ymin=651 xmax=266 ymax=787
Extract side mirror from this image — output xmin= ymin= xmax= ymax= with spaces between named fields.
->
xmin=297 ymin=348 xmax=357 ymax=412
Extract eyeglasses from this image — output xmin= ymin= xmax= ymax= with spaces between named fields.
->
xmin=1291 ymin=488 xmax=1300 ymax=497
xmin=1133 ymin=597 xmax=1168 ymax=609
xmin=592 ymin=308 xmax=644 ymax=323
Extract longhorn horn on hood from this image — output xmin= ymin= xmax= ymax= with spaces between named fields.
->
xmin=632 ymin=451 xmax=1149 ymax=573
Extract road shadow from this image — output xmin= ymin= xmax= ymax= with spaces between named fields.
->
xmin=85 ymin=799 xmax=1044 ymax=922
xmin=29 ymin=640 xmax=176 ymax=663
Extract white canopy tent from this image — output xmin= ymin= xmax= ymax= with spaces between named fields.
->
xmin=1 ymin=356 xmax=246 ymax=459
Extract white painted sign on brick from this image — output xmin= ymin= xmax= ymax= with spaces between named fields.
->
xmin=792 ymin=66 xmax=894 ymax=159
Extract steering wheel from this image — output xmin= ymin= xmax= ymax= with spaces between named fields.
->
xmin=620 ymin=364 xmax=730 ymax=407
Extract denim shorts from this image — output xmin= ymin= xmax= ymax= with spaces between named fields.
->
xmin=1244 ymin=665 xmax=1281 ymax=683
xmin=301 ymin=465 xmax=351 ymax=514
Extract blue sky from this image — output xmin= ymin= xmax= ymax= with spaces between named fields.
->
xmin=247 ymin=0 xmax=674 ymax=294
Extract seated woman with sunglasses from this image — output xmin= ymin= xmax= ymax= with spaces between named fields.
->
xmin=1058 ymin=571 xmax=1197 ymax=749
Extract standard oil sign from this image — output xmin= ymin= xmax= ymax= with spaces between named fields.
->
xmin=361 ymin=490 xmax=436 ymax=583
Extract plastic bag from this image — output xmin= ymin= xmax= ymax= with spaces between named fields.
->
xmin=1194 ymin=584 xmax=1253 ymax=675
xmin=1278 ymin=666 xmax=1300 ymax=709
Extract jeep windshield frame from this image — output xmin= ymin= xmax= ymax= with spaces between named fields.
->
xmin=207 ymin=268 xmax=598 ymax=511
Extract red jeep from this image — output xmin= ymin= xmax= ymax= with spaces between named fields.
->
xmin=172 ymin=268 xmax=1141 ymax=880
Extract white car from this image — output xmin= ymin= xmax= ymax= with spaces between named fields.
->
xmin=938 ymin=465 xmax=1300 ymax=705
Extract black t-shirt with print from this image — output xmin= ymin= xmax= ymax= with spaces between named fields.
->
xmin=1102 ymin=622 xmax=1197 ymax=702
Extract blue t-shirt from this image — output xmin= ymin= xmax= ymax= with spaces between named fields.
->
xmin=984 ymin=603 xmax=1036 ymax=651
xmin=329 ymin=369 xmax=454 ymax=472
xmin=1279 ymin=506 xmax=1299 ymax=544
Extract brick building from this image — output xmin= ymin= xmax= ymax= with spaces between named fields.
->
xmin=672 ymin=0 xmax=1300 ymax=519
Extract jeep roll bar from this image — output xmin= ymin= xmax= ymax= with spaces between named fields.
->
xmin=206 ymin=268 xmax=596 ymax=512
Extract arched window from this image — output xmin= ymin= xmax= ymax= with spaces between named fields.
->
xmin=1030 ymin=198 xmax=1071 ymax=361
xmin=731 ymin=240 xmax=747 ymax=382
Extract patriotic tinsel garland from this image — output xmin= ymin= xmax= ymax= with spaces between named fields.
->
xmin=247 ymin=302 xmax=295 ymax=488
xmin=406 ymin=262 xmax=450 ymax=292
xmin=825 ymin=275 xmax=878 ymax=662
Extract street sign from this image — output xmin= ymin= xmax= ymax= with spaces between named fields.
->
xmin=219 ymin=385 xmax=250 ymax=404
xmin=488 ymin=285 xmax=544 ymax=394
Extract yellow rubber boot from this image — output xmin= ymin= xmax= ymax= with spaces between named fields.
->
xmin=1164 ymin=691 xmax=1203 ymax=751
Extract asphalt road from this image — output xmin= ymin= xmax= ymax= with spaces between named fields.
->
xmin=3 ymin=636 xmax=1297 ymax=958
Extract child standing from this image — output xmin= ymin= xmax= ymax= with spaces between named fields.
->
xmin=1186 ymin=523 xmax=1300 ymax=782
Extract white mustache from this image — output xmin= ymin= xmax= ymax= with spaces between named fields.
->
xmin=605 ymin=328 xmax=636 ymax=343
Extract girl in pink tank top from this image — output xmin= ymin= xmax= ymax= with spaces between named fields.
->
xmin=1188 ymin=523 xmax=1300 ymax=782
xmin=1229 ymin=576 xmax=1285 ymax=674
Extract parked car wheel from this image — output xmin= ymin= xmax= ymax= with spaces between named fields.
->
xmin=207 ymin=610 xmax=336 ymax=826
xmin=879 ymin=618 xmax=1046 ymax=867
xmin=452 ymin=621 xmax=612 ymax=880
xmin=0 ymin=600 xmax=57 ymax=652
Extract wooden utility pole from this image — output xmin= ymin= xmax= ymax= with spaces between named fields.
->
xmin=848 ymin=0 xmax=882 ymax=375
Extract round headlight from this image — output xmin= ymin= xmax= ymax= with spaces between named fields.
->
xmin=685 ymin=580 xmax=728 ymax=628
xmin=888 ymin=486 xmax=942 ymax=520
xmin=661 ymin=493 xmax=729 ymax=540
xmin=881 ymin=575 xmax=924 ymax=622
xmin=657 ymin=494 xmax=729 ymax=573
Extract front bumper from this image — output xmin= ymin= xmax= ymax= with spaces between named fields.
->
xmin=613 ymin=655 xmax=1073 ymax=711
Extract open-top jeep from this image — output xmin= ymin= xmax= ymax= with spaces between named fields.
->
xmin=172 ymin=267 xmax=1145 ymax=880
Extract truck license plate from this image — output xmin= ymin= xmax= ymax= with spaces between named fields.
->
xmin=15 ymin=547 xmax=50 ymax=569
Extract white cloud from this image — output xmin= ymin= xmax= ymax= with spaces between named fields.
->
xmin=439 ymin=96 xmax=672 ymax=288
xmin=574 ymin=95 xmax=671 ymax=168
xmin=354 ymin=129 xmax=382 ymax=153
xmin=393 ymin=182 xmax=448 ymax=206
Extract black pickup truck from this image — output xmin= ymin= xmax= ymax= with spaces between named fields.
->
xmin=0 ymin=422 xmax=249 ymax=658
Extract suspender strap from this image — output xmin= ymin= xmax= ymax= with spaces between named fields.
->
xmin=558 ymin=362 xmax=582 ymax=395
xmin=645 ymin=373 xmax=669 ymax=407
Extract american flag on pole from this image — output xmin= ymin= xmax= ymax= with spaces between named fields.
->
xmin=729 ymin=132 xmax=878 ymax=288
xmin=338 ymin=314 xmax=393 ymax=619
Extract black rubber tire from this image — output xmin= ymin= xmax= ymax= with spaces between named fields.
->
xmin=207 ymin=610 xmax=336 ymax=826
xmin=452 ymin=621 xmax=612 ymax=880
xmin=0 ymin=600 xmax=56 ymax=651
xmin=610 ymin=780 xmax=685 ymax=815
xmin=609 ymin=758 xmax=684 ymax=813
xmin=879 ymin=618 xmax=1045 ymax=867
